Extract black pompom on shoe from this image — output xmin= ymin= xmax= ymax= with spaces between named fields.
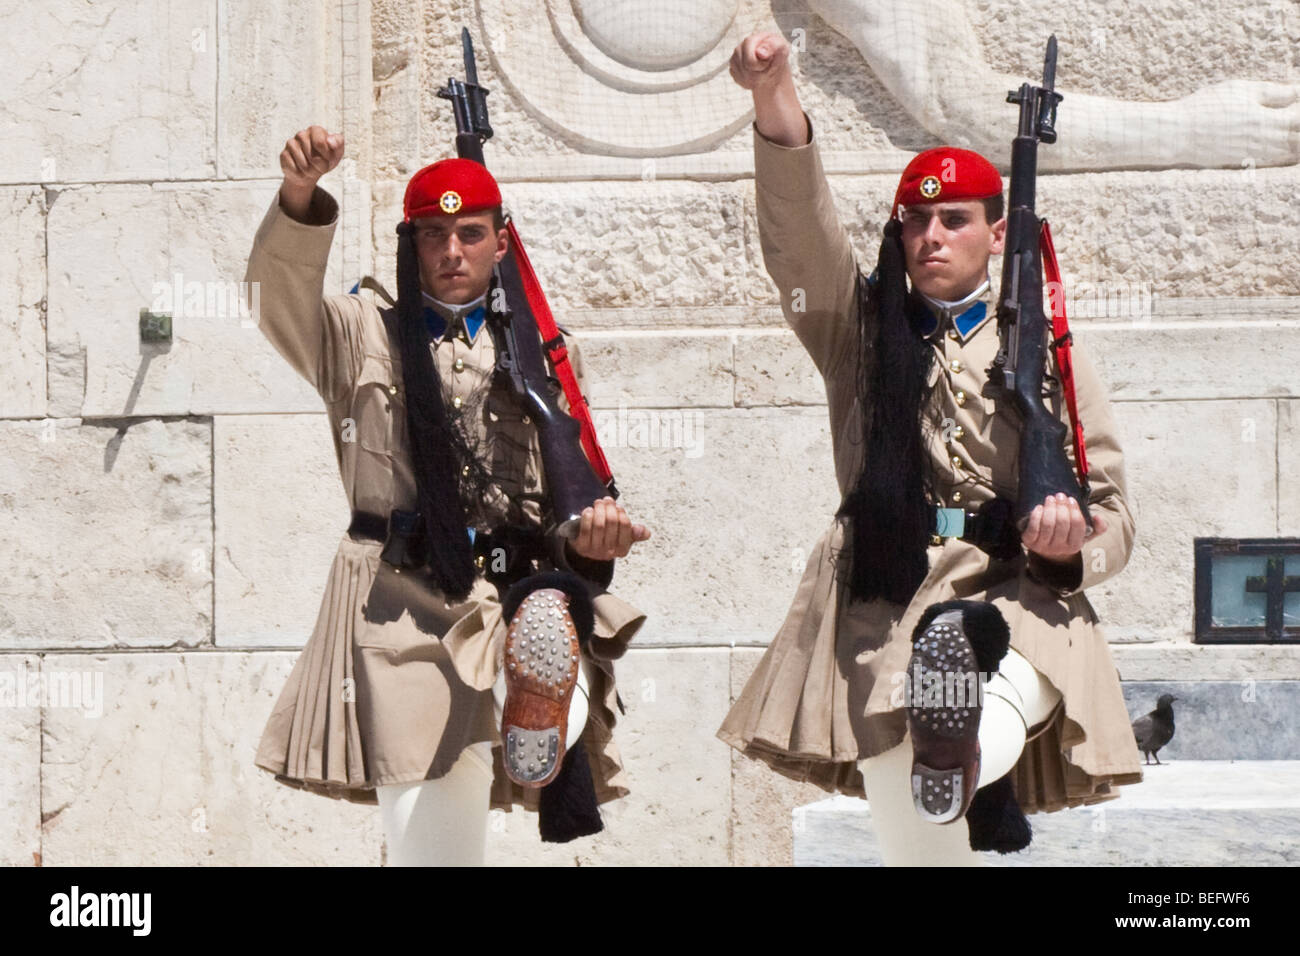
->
xmin=502 ymin=571 xmax=595 ymax=648
xmin=967 ymin=773 xmax=1032 ymax=853
xmin=913 ymin=599 xmax=1011 ymax=674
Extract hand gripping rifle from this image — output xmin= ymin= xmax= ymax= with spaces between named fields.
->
xmin=438 ymin=28 xmax=618 ymax=540
xmin=984 ymin=35 xmax=1093 ymax=534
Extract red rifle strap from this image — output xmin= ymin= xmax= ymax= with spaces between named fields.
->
xmin=504 ymin=220 xmax=615 ymax=488
xmin=1039 ymin=220 xmax=1090 ymax=487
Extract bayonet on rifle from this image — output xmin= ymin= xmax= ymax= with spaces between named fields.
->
xmin=437 ymin=28 xmax=493 ymax=165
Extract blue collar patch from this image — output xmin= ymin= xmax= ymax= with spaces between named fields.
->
xmin=953 ymin=300 xmax=987 ymax=336
xmin=423 ymin=304 xmax=486 ymax=344
xmin=914 ymin=308 xmax=939 ymax=338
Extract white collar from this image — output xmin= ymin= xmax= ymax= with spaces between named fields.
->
xmin=919 ymin=276 xmax=991 ymax=319
xmin=421 ymin=289 xmax=489 ymax=345
xmin=422 ymin=289 xmax=488 ymax=322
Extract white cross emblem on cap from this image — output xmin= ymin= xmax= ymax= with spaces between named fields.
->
xmin=920 ymin=175 xmax=942 ymax=199
xmin=439 ymin=190 xmax=462 ymax=214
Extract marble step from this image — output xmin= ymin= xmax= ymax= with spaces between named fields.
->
xmin=793 ymin=761 xmax=1300 ymax=866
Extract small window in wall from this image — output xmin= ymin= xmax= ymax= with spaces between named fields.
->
xmin=1194 ymin=537 xmax=1300 ymax=644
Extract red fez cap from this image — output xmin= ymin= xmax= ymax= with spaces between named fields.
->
xmin=891 ymin=147 xmax=1002 ymax=219
xmin=403 ymin=158 xmax=503 ymax=222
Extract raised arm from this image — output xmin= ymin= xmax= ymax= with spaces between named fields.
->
xmin=731 ymin=31 xmax=808 ymax=148
xmin=732 ymin=31 xmax=860 ymax=377
xmin=244 ymin=126 xmax=363 ymax=404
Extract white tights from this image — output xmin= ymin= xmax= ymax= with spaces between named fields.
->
xmin=856 ymin=647 xmax=1061 ymax=866
xmin=376 ymin=661 xmax=592 ymax=866
xmin=376 ymin=742 xmax=495 ymax=866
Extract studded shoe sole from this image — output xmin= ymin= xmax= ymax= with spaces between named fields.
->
xmin=501 ymin=588 xmax=582 ymax=789
xmin=907 ymin=610 xmax=982 ymax=824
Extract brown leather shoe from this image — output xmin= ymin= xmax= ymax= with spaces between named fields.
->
xmin=501 ymin=588 xmax=582 ymax=789
xmin=907 ymin=609 xmax=983 ymax=824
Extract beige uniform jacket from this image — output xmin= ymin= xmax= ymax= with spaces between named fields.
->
xmin=718 ymin=118 xmax=1144 ymax=813
xmin=246 ymin=186 xmax=645 ymax=811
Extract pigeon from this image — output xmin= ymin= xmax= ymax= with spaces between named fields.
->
xmin=1132 ymin=694 xmax=1177 ymax=765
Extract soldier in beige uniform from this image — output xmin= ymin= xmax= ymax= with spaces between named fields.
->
xmin=246 ymin=127 xmax=649 ymax=864
xmin=718 ymin=33 xmax=1143 ymax=864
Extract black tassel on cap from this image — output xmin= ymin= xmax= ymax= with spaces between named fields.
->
xmin=394 ymin=220 xmax=479 ymax=600
xmin=837 ymin=217 xmax=938 ymax=605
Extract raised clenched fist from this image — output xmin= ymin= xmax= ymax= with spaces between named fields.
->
xmin=279 ymin=126 xmax=345 ymax=191
xmin=729 ymin=31 xmax=792 ymax=92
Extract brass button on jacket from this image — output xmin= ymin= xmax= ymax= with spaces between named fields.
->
xmin=949 ymin=359 xmax=964 ymax=373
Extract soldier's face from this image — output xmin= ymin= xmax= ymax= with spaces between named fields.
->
xmin=412 ymin=211 xmax=508 ymax=304
xmin=900 ymin=201 xmax=1005 ymax=300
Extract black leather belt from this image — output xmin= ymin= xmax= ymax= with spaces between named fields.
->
xmin=348 ymin=510 xmax=389 ymax=543
xmin=930 ymin=497 xmax=1022 ymax=561
xmin=351 ymin=509 xmax=426 ymax=569
xmin=348 ymin=509 xmax=550 ymax=588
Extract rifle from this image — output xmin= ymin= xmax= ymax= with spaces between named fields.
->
xmin=984 ymin=35 xmax=1093 ymax=534
xmin=438 ymin=28 xmax=617 ymax=540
